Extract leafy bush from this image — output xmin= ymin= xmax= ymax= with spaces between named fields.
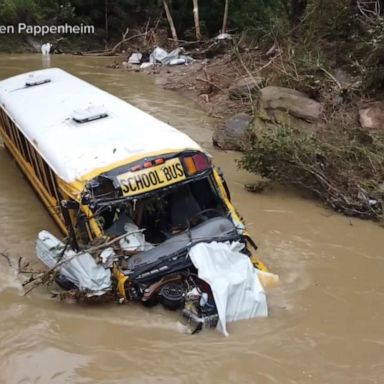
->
xmin=239 ymin=125 xmax=384 ymax=220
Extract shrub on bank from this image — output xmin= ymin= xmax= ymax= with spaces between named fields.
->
xmin=239 ymin=125 xmax=384 ymax=220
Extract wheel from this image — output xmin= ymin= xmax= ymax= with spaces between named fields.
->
xmin=159 ymin=282 xmax=185 ymax=310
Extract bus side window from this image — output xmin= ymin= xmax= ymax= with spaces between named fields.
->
xmin=12 ymin=121 xmax=27 ymax=160
xmin=28 ymin=144 xmax=45 ymax=183
xmin=32 ymin=148 xmax=63 ymax=221
xmin=5 ymin=115 xmax=18 ymax=149
xmin=1 ymin=109 xmax=64 ymax=222
xmin=9 ymin=118 xmax=26 ymax=160
xmin=0 ymin=108 xmax=10 ymax=138
xmin=42 ymin=159 xmax=60 ymax=201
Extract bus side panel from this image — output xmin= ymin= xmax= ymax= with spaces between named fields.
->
xmin=0 ymin=107 xmax=67 ymax=234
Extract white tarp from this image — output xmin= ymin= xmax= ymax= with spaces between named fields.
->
xmin=119 ymin=222 xmax=154 ymax=252
xmin=36 ymin=230 xmax=111 ymax=295
xmin=150 ymin=47 xmax=168 ymax=63
xmin=128 ymin=52 xmax=142 ymax=64
xmin=41 ymin=42 xmax=52 ymax=55
xmin=189 ymin=241 xmax=268 ymax=336
xmin=149 ymin=47 xmax=194 ymax=66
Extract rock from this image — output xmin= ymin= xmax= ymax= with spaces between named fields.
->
xmin=213 ymin=113 xmax=251 ymax=150
xmin=259 ymin=86 xmax=323 ymax=124
xmin=228 ymin=76 xmax=263 ymax=100
xmin=359 ymin=101 xmax=384 ymax=130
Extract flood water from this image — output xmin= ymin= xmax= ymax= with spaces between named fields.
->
xmin=0 ymin=54 xmax=383 ymax=384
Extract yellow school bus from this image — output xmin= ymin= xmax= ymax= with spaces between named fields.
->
xmin=0 ymin=68 xmax=271 ymax=326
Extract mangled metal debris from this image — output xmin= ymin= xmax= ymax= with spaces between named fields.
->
xmin=36 ymin=230 xmax=112 ymax=296
xmin=35 ymin=218 xmax=277 ymax=335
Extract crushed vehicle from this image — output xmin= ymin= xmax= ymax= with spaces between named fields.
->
xmin=0 ymin=68 xmax=277 ymax=334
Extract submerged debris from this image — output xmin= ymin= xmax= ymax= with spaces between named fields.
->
xmin=36 ymin=231 xmax=112 ymax=296
xmin=25 ymin=219 xmax=276 ymax=335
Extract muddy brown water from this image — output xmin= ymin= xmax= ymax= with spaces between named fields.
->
xmin=0 ymin=54 xmax=383 ymax=384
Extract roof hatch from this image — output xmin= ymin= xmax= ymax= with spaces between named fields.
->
xmin=25 ymin=74 xmax=51 ymax=87
xmin=71 ymin=105 xmax=108 ymax=123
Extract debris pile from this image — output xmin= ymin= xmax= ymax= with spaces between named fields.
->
xmin=26 ymin=217 xmax=277 ymax=335
xmin=127 ymin=46 xmax=195 ymax=70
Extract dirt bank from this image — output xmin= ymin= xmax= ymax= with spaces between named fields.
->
xmin=149 ymin=56 xmax=250 ymax=119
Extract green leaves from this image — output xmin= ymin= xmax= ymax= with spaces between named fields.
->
xmin=0 ymin=0 xmax=41 ymax=25
xmin=239 ymin=125 xmax=384 ymax=220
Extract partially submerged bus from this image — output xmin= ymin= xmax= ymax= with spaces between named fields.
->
xmin=0 ymin=68 xmax=273 ymax=331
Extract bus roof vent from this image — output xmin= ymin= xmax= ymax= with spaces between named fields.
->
xmin=25 ymin=74 xmax=51 ymax=87
xmin=71 ymin=105 xmax=108 ymax=124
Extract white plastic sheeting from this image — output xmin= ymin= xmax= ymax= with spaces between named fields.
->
xmin=36 ymin=230 xmax=111 ymax=295
xmin=100 ymin=247 xmax=116 ymax=268
xmin=149 ymin=47 xmax=194 ymax=66
xmin=189 ymin=241 xmax=268 ymax=336
xmin=150 ymin=47 xmax=168 ymax=63
xmin=216 ymin=33 xmax=232 ymax=40
xmin=41 ymin=43 xmax=52 ymax=55
xmin=119 ymin=222 xmax=153 ymax=252
xmin=128 ymin=52 xmax=143 ymax=64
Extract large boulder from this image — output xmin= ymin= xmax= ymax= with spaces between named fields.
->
xmin=258 ymin=86 xmax=323 ymax=128
xmin=216 ymin=87 xmax=324 ymax=151
xmin=228 ymin=76 xmax=263 ymax=100
xmin=213 ymin=113 xmax=251 ymax=150
xmin=359 ymin=101 xmax=384 ymax=130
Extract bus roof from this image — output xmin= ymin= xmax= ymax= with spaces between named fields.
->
xmin=0 ymin=68 xmax=201 ymax=183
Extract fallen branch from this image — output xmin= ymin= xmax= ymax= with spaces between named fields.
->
xmin=196 ymin=77 xmax=226 ymax=93
xmin=234 ymin=47 xmax=260 ymax=87
xmin=255 ymin=53 xmax=280 ymax=74
xmin=81 ymin=32 xmax=147 ymax=56
xmin=23 ymin=230 xmax=144 ymax=295
xmin=0 ymin=251 xmax=12 ymax=267
xmin=167 ymin=38 xmax=202 ymax=45
xmin=320 ymin=67 xmax=342 ymax=89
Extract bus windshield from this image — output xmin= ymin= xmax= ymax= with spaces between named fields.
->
xmin=94 ymin=176 xmax=226 ymax=245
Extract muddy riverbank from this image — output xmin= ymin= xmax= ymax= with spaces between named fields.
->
xmin=1 ymin=54 xmax=384 ymax=384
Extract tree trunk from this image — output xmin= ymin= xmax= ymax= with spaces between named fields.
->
xmin=163 ymin=0 xmax=178 ymax=43
xmin=222 ymin=0 xmax=229 ymax=33
xmin=291 ymin=0 xmax=307 ymax=26
xmin=105 ymin=0 xmax=109 ymax=41
xmin=192 ymin=0 xmax=201 ymax=40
